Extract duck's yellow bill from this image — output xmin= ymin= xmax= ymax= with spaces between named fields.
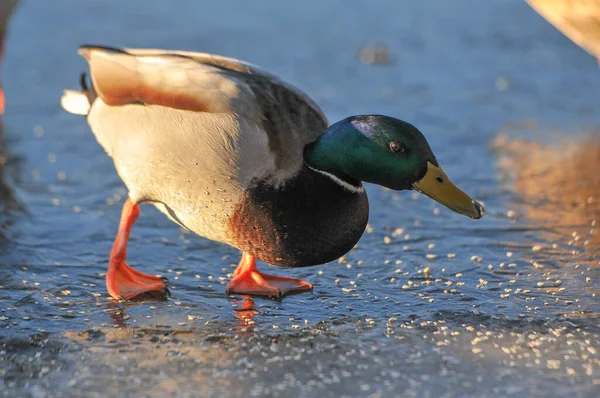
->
xmin=412 ymin=162 xmax=484 ymax=219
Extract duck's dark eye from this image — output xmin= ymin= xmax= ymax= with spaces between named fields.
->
xmin=389 ymin=141 xmax=406 ymax=153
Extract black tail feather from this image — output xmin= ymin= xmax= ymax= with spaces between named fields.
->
xmin=79 ymin=72 xmax=88 ymax=91
xmin=78 ymin=44 xmax=129 ymax=61
xmin=79 ymin=72 xmax=97 ymax=105
xmin=79 ymin=44 xmax=129 ymax=54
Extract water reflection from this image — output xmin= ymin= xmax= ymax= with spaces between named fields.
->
xmin=104 ymin=296 xmax=260 ymax=334
xmin=106 ymin=302 xmax=128 ymax=329
xmin=233 ymin=297 xmax=258 ymax=334
xmin=493 ymin=133 xmax=599 ymax=262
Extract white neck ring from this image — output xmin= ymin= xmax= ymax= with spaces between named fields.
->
xmin=306 ymin=164 xmax=365 ymax=194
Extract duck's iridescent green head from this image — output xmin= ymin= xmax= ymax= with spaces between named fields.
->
xmin=304 ymin=115 xmax=484 ymax=219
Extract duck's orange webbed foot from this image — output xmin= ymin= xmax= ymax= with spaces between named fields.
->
xmin=226 ymin=253 xmax=313 ymax=299
xmin=106 ymin=198 xmax=168 ymax=300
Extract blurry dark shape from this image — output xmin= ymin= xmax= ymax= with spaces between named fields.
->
xmin=0 ymin=120 xmax=24 ymax=219
xmin=493 ymin=133 xmax=600 ymax=260
xmin=358 ymin=42 xmax=393 ymax=65
xmin=0 ymin=0 xmax=20 ymax=114
xmin=527 ymin=0 xmax=600 ymax=64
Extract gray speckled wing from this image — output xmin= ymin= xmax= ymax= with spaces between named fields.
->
xmin=83 ymin=46 xmax=329 ymax=178
xmin=80 ymin=46 xmax=329 ymax=244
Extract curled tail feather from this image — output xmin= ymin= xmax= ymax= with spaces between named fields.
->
xmin=60 ymin=72 xmax=97 ymax=116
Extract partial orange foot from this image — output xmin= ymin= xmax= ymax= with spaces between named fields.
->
xmin=226 ymin=253 xmax=313 ymax=298
xmin=107 ymin=260 xmax=168 ymax=300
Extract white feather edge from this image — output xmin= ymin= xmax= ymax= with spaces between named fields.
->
xmin=60 ymin=90 xmax=90 ymax=115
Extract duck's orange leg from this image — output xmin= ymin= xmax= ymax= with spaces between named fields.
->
xmin=225 ymin=252 xmax=313 ymax=298
xmin=107 ymin=198 xmax=167 ymax=300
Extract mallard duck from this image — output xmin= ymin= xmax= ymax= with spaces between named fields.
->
xmin=527 ymin=0 xmax=600 ymax=63
xmin=61 ymin=45 xmax=484 ymax=300
xmin=0 ymin=0 xmax=19 ymax=114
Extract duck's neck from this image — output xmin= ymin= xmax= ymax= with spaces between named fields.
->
xmin=303 ymin=124 xmax=365 ymax=193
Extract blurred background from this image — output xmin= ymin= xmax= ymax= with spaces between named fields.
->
xmin=0 ymin=1 xmax=599 ymax=397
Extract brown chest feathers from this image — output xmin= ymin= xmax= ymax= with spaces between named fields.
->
xmin=227 ymin=167 xmax=369 ymax=267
